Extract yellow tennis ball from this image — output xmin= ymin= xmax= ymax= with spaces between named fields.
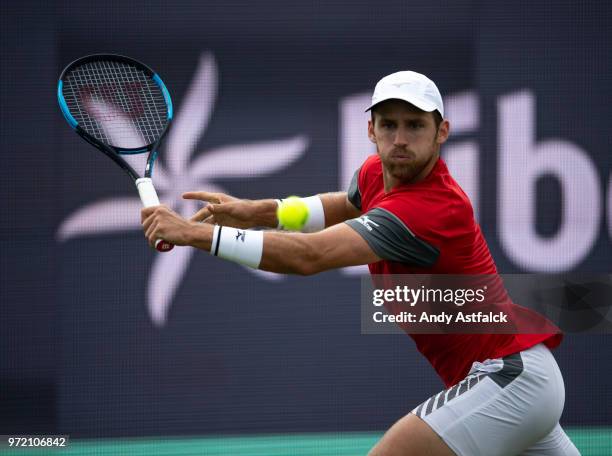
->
xmin=277 ymin=196 xmax=309 ymax=231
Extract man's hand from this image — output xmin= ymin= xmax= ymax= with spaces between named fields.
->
xmin=183 ymin=191 xmax=277 ymax=229
xmin=141 ymin=205 xmax=200 ymax=248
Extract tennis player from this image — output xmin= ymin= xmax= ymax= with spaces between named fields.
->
xmin=141 ymin=71 xmax=580 ymax=455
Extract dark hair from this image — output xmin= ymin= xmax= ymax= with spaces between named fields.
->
xmin=371 ymin=106 xmax=443 ymax=130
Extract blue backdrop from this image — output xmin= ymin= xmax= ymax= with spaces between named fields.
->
xmin=2 ymin=0 xmax=611 ymax=438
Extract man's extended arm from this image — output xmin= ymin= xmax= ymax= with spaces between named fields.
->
xmin=183 ymin=191 xmax=361 ymax=230
xmin=141 ymin=205 xmax=378 ymax=275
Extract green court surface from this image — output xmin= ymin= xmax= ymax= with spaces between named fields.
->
xmin=1 ymin=429 xmax=610 ymax=455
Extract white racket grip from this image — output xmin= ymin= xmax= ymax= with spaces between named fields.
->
xmin=136 ymin=177 xmax=161 ymax=207
xmin=136 ymin=178 xmax=174 ymax=252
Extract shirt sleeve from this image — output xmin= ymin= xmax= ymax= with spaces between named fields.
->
xmin=345 ymin=207 xmax=439 ymax=266
xmin=347 ymin=167 xmax=362 ymax=211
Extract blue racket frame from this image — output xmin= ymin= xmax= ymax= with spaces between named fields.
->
xmin=57 ymin=54 xmax=173 ymax=180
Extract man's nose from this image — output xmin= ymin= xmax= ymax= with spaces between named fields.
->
xmin=393 ymin=127 xmax=409 ymax=147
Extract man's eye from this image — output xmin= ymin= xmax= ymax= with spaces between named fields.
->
xmin=409 ymin=122 xmax=424 ymax=129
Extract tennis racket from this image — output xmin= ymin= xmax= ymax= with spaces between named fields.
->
xmin=57 ymin=54 xmax=174 ymax=252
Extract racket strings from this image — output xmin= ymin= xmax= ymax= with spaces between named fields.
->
xmin=63 ymin=60 xmax=168 ymax=150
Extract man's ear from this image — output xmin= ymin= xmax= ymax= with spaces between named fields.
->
xmin=436 ymin=119 xmax=450 ymax=145
xmin=368 ymin=119 xmax=377 ymax=144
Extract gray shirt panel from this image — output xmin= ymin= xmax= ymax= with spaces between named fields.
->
xmin=347 ymin=167 xmax=362 ymax=211
xmin=345 ymin=207 xmax=439 ymax=266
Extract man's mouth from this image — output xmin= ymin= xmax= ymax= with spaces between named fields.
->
xmin=391 ymin=152 xmax=413 ymax=160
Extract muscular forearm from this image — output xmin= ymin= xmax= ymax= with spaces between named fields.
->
xmin=189 ymin=222 xmax=215 ymax=250
xmin=249 ymin=199 xmax=279 ymax=228
xmin=188 ymin=223 xmax=317 ymax=274
xmin=259 ymin=231 xmax=321 ymax=275
xmin=185 ymin=214 xmax=377 ymax=276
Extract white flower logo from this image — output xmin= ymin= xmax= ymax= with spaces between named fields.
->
xmin=57 ymin=53 xmax=308 ymax=326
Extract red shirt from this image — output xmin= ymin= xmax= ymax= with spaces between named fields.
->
xmin=357 ymin=155 xmax=562 ymax=387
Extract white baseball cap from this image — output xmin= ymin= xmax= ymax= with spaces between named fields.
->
xmin=366 ymin=71 xmax=444 ymax=117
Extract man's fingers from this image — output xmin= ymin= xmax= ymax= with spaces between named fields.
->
xmin=183 ymin=191 xmax=238 ymax=204
xmin=141 ymin=206 xmax=157 ymax=223
xmin=145 ymin=220 xmax=158 ymax=244
xmin=142 ymin=212 xmax=157 ymax=232
xmin=182 ymin=191 xmax=221 ymax=204
xmin=189 ymin=206 xmax=211 ymax=222
xmin=142 ymin=206 xmax=169 ymax=233
xmin=209 ymin=203 xmax=234 ymax=214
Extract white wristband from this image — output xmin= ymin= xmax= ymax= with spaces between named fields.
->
xmin=210 ymin=225 xmax=264 ymax=269
xmin=276 ymin=196 xmax=325 ymax=232
xmin=301 ymin=195 xmax=325 ymax=233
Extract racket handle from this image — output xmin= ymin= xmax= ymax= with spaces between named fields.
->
xmin=135 ymin=177 xmax=175 ymax=252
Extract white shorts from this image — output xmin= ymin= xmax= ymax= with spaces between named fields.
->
xmin=411 ymin=344 xmax=580 ymax=456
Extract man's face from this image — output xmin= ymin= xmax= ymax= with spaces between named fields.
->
xmin=368 ymin=100 xmax=449 ymax=183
